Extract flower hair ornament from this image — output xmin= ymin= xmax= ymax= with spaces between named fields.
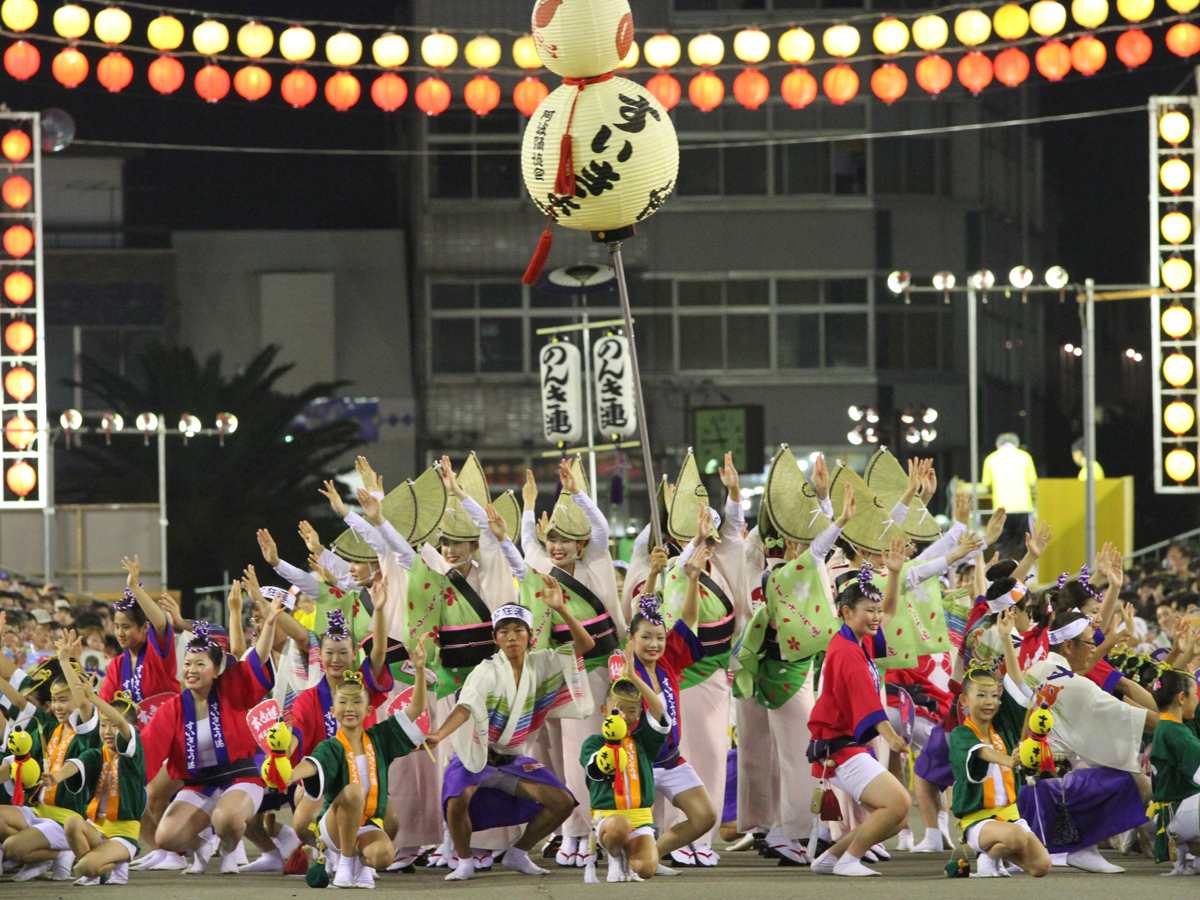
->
xmin=638 ymin=592 xmax=664 ymax=627
xmin=324 ymin=608 xmax=349 ymax=642
xmin=114 ymin=585 xmax=139 ymax=612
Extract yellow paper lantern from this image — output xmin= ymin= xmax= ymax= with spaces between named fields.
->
xmin=1163 ymin=303 xmax=1194 ymax=336
xmin=1166 ymin=447 xmax=1197 ymax=481
xmin=326 ymin=31 xmax=362 ymax=67
xmin=734 ymin=28 xmax=771 ymax=63
xmin=1160 ymin=110 xmax=1191 ymax=145
xmin=533 ymin=0 xmax=634 ymax=78
xmin=779 ymin=28 xmax=815 ymax=63
xmin=1 ymin=0 xmax=37 ymax=33
xmin=280 ymin=26 xmax=316 ymax=61
xmin=465 ymin=35 xmax=501 ymax=69
xmin=1072 ymin=0 xmax=1110 ymax=27
xmin=193 ymin=20 xmax=229 ymax=56
xmin=1030 ymin=0 xmax=1068 ymax=34
xmin=1162 ymin=158 xmax=1192 ymax=193
xmin=874 ymin=18 xmax=909 ymax=54
xmin=994 ymin=4 xmax=1031 ymax=39
xmin=421 ymin=32 xmax=458 ymax=68
xmin=913 ymin=16 xmax=949 ymax=50
xmin=94 ymin=6 xmax=130 ymax=44
xmin=1164 ymin=257 xmax=1194 ymax=291
xmin=1167 ymin=0 xmax=1200 ymax=11
xmin=147 ymin=14 xmax=183 ymax=51
xmin=513 ymin=34 xmax=541 ymax=69
xmin=1117 ymin=0 xmax=1154 ymax=19
xmin=617 ymin=40 xmax=638 ymax=69
xmin=823 ymin=24 xmax=860 ymax=58
xmin=373 ymin=32 xmax=409 ymax=68
xmin=645 ymin=33 xmax=681 ymax=68
xmin=1162 ymin=211 xmax=1193 ymax=244
xmin=237 ymin=21 xmax=273 ymax=58
xmin=1165 ymin=401 xmax=1196 ymax=434
xmin=954 ymin=10 xmax=992 ymax=46
xmin=689 ymin=33 xmax=725 ymax=66
xmin=522 ymin=76 xmax=678 ymax=233
xmin=52 ymin=3 xmax=88 ymax=39
xmin=1165 ymin=351 xmax=1195 ymax=385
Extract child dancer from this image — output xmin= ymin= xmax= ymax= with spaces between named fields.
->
xmin=1149 ymin=667 xmax=1200 ymax=874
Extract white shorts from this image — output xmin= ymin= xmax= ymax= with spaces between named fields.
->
xmin=318 ymin=812 xmax=381 ymax=852
xmin=104 ymin=836 xmax=138 ymax=862
xmin=594 ymin=815 xmax=655 ymax=842
xmin=964 ymin=817 xmax=1032 ymax=854
xmin=829 ymin=753 xmax=888 ymax=805
xmin=11 ymin=805 xmax=37 ymax=826
xmin=1169 ymin=794 xmax=1200 ymax=844
xmin=30 ymin=818 xmax=71 ymax=851
xmin=479 ymin=770 xmax=521 ymax=795
xmin=173 ymin=783 xmax=265 ymax=817
xmin=653 ymin=762 xmax=705 ymax=803
xmin=886 ymin=708 xmax=934 ymax=753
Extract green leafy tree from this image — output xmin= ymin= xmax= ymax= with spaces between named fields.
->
xmin=60 ymin=343 xmax=363 ymax=604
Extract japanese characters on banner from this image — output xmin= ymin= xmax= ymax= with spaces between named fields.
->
xmin=593 ymin=333 xmax=637 ymax=439
xmin=539 ymin=340 xmax=584 ymax=444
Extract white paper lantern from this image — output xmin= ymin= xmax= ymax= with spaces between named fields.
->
xmin=532 ymin=0 xmax=634 ymax=78
xmin=593 ymin=334 xmax=637 ymax=439
xmin=540 ymin=341 xmax=584 ymax=443
xmin=522 ymin=75 xmax=679 ymax=232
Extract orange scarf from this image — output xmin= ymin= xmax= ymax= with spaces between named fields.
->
xmin=965 ymin=716 xmax=1016 ymax=809
xmin=611 ymin=736 xmax=641 ymax=810
xmin=41 ymin=722 xmax=75 ymax=806
xmin=335 ymin=729 xmax=379 ymax=825
xmin=87 ymin=746 xmax=120 ymax=823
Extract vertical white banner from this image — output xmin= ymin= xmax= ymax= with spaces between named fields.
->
xmin=592 ymin=334 xmax=638 ymax=440
xmin=539 ymin=341 xmax=583 ymax=444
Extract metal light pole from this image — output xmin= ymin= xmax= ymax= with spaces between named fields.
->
xmin=42 ymin=435 xmax=54 ymax=582
xmin=157 ymin=423 xmax=168 ymax=589
xmin=1083 ymin=280 xmax=1097 ymax=563
xmin=967 ymin=287 xmax=980 ymax=517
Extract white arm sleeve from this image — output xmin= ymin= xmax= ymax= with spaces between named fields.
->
xmin=573 ymin=490 xmax=610 ymax=549
xmin=723 ymin=497 xmax=745 ymax=534
xmin=521 ymin=510 xmax=539 ymax=555
xmin=375 ymin=520 xmax=416 ymax=570
xmin=499 ymin=540 xmax=527 ymax=581
xmin=889 ymin=501 xmax=909 ymax=528
xmin=318 ymin=549 xmax=350 ymax=581
xmin=913 ymin=521 xmax=965 ymax=562
xmin=676 ymin=540 xmax=697 ymax=568
xmin=817 ymin=494 xmax=834 ymax=519
xmin=343 ymin=511 xmax=390 ymax=560
xmin=274 ymin=559 xmax=323 ymax=600
xmin=905 ymin=558 xmax=949 ymax=592
xmin=810 ymin=523 xmax=844 ymax=563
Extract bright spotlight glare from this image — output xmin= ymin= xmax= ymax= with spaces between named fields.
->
xmin=1045 ymin=266 xmax=1069 ymax=289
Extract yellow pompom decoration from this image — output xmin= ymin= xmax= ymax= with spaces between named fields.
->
xmin=266 ymin=722 xmax=291 ymax=753
xmin=7 ymin=728 xmax=32 ymax=757
xmin=1018 ymin=737 xmax=1042 ymax=769
xmin=602 ymin=712 xmax=628 ymax=742
xmin=1028 ymin=707 xmax=1054 ymax=736
xmin=17 ymin=755 xmax=39 ymax=789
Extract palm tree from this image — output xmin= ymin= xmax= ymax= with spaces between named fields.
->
xmin=59 ymin=343 xmax=364 ymax=605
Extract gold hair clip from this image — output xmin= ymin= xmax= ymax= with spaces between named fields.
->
xmin=964 ymin=660 xmax=999 ymax=684
xmin=336 ymin=671 xmax=365 ymax=694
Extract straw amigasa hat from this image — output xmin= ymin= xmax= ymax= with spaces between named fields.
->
xmin=381 ymin=463 xmax=448 ymax=548
xmin=864 ymin=449 xmax=941 ymax=543
xmin=668 ymin=448 xmax=720 ymax=543
xmin=764 ymin=444 xmax=830 ymax=543
xmin=828 ymin=461 xmax=902 ymax=555
xmin=437 ymin=452 xmax=489 ymax=542
xmin=547 ymin=455 xmax=591 ymax=542
xmin=491 ymin=489 xmax=522 ymax=541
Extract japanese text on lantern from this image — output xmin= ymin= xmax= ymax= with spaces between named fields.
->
xmin=539 ymin=341 xmax=583 ymax=444
xmin=593 ymin=334 xmax=637 ymax=439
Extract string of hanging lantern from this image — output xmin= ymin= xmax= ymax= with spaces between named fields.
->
xmin=0 ymin=0 xmax=1197 ymax=114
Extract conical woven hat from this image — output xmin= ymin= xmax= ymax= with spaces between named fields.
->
xmin=492 ymin=490 xmax=521 ymax=542
xmin=864 ymin=449 xmax=941 ymax=542
xmin=655 ymin=475 xmax=671 ymax=534
xmin=333 ymin=526 xmax=378 ymax=563
xmin=829 ymin=462 xmax=902 ymax=555
xmin=668 ymin=449 xmax=720 ymax=542
xmin=382 ymin=464 xmax=447 ymax=546
xmin=765 ymin=444 xmax=830 ymax=543
xmin=439 ymin=452 xmax=489 ymax=542
xmin=547 ymin=456 xmax=591 ymax=541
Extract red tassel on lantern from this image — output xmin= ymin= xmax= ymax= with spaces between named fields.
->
xmin=915 ymin=55 xmax=953 ymax=95
xmin=994 ymin=47 xmax=1030 ymax=86
xmin=1115 ymin=29 xmax=1151 ymax=68
xmin=646 ymin=73 xmax=681 ymax=111
xmin=870 ymin=64 xmax=907 ymax=104
xmin=148 ymin=55 xmax=184 ymax=94
xmin=781 ymin=68 xmax=817 ymax=109
xmin=733 ymin=69 xmax=769 ymax=110
xmin=4 ymin=41 xmax=38 ymax=80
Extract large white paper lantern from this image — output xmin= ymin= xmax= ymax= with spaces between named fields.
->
xmin=522 ymin=75 xmax=679 ymax=233
xmin=540 ymin=341 xmax=584 ymax=443
xmin=593 ymin=334 xmax=638 ymax=439
xmin=532 ymin=0 xmax=634 ymax=78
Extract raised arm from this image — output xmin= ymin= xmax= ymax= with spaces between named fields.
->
xmin=403 ymin=638 xmax=428 ymax=723
xmin=812 ymin=453 xmax=835 ymax=520
xmin=84 ymin=679 xmax=132 ymax=741
xmin=254 ymin=587 xmax=285 ymax=661
xmin=561 ymin=458 xmax=609 ymax=555
xmin=242 ymin=566 xmax=309 ymax=645
xmin=678 ymin=545 xmax=710 ymax=632
xmin=1012 ymin=520 xmax=1051 ymax=584
xmin=55 ymin=630 xmax=93 ymax=724
xmin=119 ymin=555 xmax=168 ymax=635
xmin=484 ymin=501 xmax=527 ymax=580
xmin=881 ymin=536 xmax=906 ymax=625
xmin=995 ymin=607 xmax=1023 ymax=680
xmin=226 ymin=581 xmax=246 ymax=658
xmin=1094 ymin=543 xmax=1122 ymax=632
xmin=811 ymin=483 xmax=855 ymax=562
xmin=369 ymin=576 xmax=390 ymax=685
xmin=260 ymin=528 xmax=324 ymax=599
xmin=621 ymin=645 xmax=665 ymax=723
xmin=543 ymin=574 xmax=596 ymax=657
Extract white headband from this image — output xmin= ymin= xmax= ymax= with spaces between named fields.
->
xmin=492 ymin=605 xmax=533 ymax=629
xmin=260 ymin=586 xmax=296 ymax=611
xmin=1048 ymin=616 xmax=1090 ymax=646
xmin=986 ymin=582 xmax=1028 ymax=614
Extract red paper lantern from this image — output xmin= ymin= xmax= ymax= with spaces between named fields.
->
xmin=325 ymin=72 xmax=361 ymax=111
xmin=281 ymin=69 xmax=317 ymax=108
xmin=994 ymin=47 xmax=1030 ymax=86
xmin=1115 ymin=29 xmax=1151 ymax=67
xmin=915 ymin=55 xmax=953 ymax=95
xmin=6 ymin=460 xmax=35 ymax=497
xmin=646 ymin=73 xmax=681 ymax=111
xmin=5 ymin=320 xmax=32 ymax=354
xmin=464 ymin=75 xmax=501 ymax=116
xmin=733 ymin=68 xmax=769 ymax=110
xmin=3 ymin=226 xmax=31 ymax=258
xmin=689 ymin=71 xmax=725 ymax=112
xmin=1167 ymin=23 xmax=1200 ymax=58
xmin=415 ymin=77 xmax=451 ymax=116
xmin=781 ymin=68 xmax=817 ymax=109
xmin=4 ymin=41 xmax=38 ymax=80
xmin=957 ymin=51 xmax=993 ymax=93
xmin=4 ymin=414 xmax=34 ymax=450
xmin=823 ymin=65 xmax=858 ymax=105
xmin=514 ymin=76 xmax=549 ymax=116
xmin=371 ymin=73 xmax=408 ymax=111
xmin=1035 ymin=41 xmax=1072 ymax=80
xmin=870 ymin=64 xmax=907 ymax=103
xmin=195 ymin=64 xmax=230 ymax=103
xmin=2 ymin=176 xmax=30 ymax=209
xmin=148 ymin=55 xmax=184 ymax=94
xmin=52 ymin=48 xmax=88 ymax=88
xmin=1071 ymin=35 xmax=1106 ymax=74
xmin=4 ymin=271 xmax=32 ymax=304
xmin=1 ymin=130 xmax=29 ymax=162
xmin=97 ymin=52 xmax=132 ymax=93
xmin=5 ymin=367 xmax=33 ymax=402
xmin=234 ymin=65 xmax=272 ymax=101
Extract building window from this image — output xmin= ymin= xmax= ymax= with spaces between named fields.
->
xmin=427 ymin=108 xmax=521 ymax=200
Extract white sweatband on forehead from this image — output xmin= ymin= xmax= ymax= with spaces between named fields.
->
xmin=492 ymin=605 xmax=533 ymax=629
xmin=1048 ymin=616 xmax=1090 ymax=645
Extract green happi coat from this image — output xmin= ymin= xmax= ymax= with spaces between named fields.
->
xmin=872 ymin=561 xmax=951 ymax=670
xmin=949 ymin=677 xmax=1027 ymax=825
xmin=580 ymin=710 xmax=672 ymax=813
xmin=521 ymin=569 xmax=619 ymax=674
xmin=313 ymin=582 xmax=374 ymax=666
xmin=660 ymin=566 xmax=734 ymax=690
xmin=1150 ymin=716 xmax=1200 ymax=861
xmin=34 ymin=710 xmax=103 ymax=819
xmin=59 ymin=729 xmax=146 ymax=844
